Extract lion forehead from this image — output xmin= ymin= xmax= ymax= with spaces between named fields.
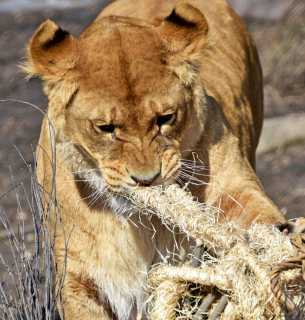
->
xmin=78 ymin=24 xmax=169 ymax=97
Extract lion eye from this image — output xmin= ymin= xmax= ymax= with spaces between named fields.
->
xmin=99 ymin=124 xmax=115 ymax=133
xmin=157 ymin=114 xmax=175 ymax=128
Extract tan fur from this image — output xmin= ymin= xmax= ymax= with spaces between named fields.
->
xmin=23 ymin=0 xmax=292 ymax=319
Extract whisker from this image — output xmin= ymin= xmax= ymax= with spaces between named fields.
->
xmin=180 ymin=169 xmax=219 ymax=180
xmin=57 ymin=178 xmax=105 ymax=184
xmin=180 ymin=158 xmax=225 ymax=174
xmin=70 ymin=169 xmax=102 ymax=174
xmin=178 ymin=177 xmax=207 ymax=186
xmin=180 ymin=158 xmax=207 ymax=165
xmin=66 ymin=188 xmax=101 ymax=209
xmin=87 ymin=186 xmax=106 ymax=208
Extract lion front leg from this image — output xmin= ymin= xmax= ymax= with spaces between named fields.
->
xmin=59 ymin=270 xmax=116 ymax=320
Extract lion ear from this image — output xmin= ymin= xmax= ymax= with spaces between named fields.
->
xmin=21 ymin=19 xmax=79 ymax=105
xmin=156 ymin=2 xmax=209 ymax=85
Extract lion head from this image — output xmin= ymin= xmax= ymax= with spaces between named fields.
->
xmin=23 ymin=3 xmax=210 ymax=209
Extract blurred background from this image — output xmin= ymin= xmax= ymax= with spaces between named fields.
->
xmin=0 ymin=0 xmax=304 ymax=241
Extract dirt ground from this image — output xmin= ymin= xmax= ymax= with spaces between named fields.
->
xmin=0 ymin=0 xmax=304 ymax=242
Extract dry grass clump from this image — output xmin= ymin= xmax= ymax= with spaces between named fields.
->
xmin=0 ymin=122 xmax=67 ymax=320
xmin=129 ymin=185 xmax=303 ymax=319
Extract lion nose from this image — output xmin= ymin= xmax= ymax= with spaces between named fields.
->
xmin=131 ymin=173 xmax=159 ymax=186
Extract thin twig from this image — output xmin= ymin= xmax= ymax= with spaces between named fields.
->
xmin=193 ymin=287 xmax=219 ymax=320
xmin=208 ymin=295 xmax=228 ymax=320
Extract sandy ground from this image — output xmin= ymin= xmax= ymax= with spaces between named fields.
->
xmin=0 ymin=0 xmax=304 ymax=254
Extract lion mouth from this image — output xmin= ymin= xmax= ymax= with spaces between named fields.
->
xmin=130 ymin=172 xmax=160 ymax=186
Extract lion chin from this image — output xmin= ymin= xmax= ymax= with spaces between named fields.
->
xmin=23 ymin=0 xmax=294 ymax=319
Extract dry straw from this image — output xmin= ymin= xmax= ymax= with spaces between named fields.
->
xmin=0 ymin=104 xmax=67 ymax=320
xmin=129 ymin=185 xmax=302 ymax=319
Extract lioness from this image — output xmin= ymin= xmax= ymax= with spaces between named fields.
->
xmin=24 ymin=0 xmax=294 ymax=319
